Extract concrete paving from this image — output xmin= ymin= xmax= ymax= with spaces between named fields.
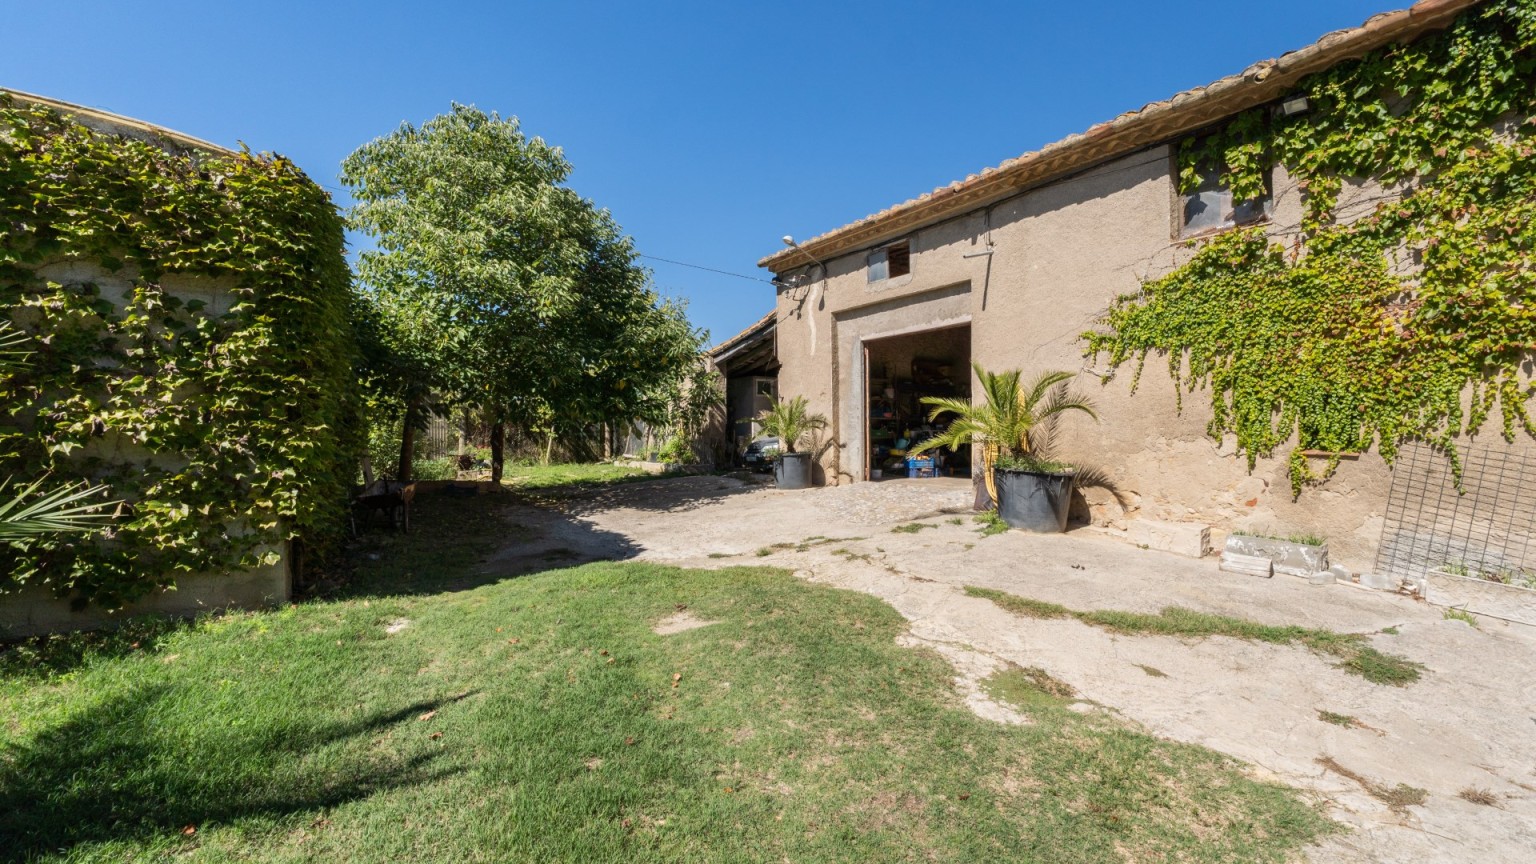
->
xmin=511 ymin=475 xmax=1536 ymax=863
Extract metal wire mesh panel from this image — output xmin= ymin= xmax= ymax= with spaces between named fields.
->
xmin=1376 ymin=440 xmax=1536 ymax=583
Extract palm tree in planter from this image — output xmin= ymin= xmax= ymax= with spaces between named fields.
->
xmin=750 ymin=396 xmax=828 ymax=490
xmin=911 ymin=365 xmax=1097 ymax=532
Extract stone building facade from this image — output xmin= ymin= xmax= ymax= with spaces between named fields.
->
xmin=757 ymin=0 xmax=1503 ymax=570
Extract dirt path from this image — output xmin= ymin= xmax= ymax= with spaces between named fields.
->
xmin=506 ymin=475 xmax=1536 ymax=863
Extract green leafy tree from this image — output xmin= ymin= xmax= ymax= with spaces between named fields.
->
xmin=343 ymin=104 xmax=700 ymax=478
xmin=911 ymin=365 xmax=1097 ymax=500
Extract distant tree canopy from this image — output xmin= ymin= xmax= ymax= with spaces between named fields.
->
xmin=342 ymin=104 xmax=702 ymax=479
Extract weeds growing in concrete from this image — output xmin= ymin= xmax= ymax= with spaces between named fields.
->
xmin=891 ymin=523 xmax=937 ymax=534
xmin=973 ymin=511 xmax=1009 ymax=537
xmin=1458 ymin=787 xmax=1499 ymax=807
xmin=1316 ymin=757 xmax=1427 ymax=813
xmin=966 ymin=587 xmax=1424 ymax=686
xmin=1442 ymin=607 xmax=1478 ymax=627
xmin=1231 ymin=528 xmax=1327 ymax=546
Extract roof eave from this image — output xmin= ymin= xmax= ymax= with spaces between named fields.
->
xmin=758 ymin=0 xmax=1477 ymax=273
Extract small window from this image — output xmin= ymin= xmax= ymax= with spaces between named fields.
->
xmin=1178 ymin=150 xmax=1271 ymax=237
xmin=867 ymin=241 xmax=911 ymax=282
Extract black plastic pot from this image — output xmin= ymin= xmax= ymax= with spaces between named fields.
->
xmin=775 ymin=453 xmax=813 ymax=489
xmin=995 ymin=469 xmax=1073 ymax=533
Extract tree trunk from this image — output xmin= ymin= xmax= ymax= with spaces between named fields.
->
xmin=601 ymin=422 xmax=612 ymax=461
xmin=490 ymin=421 xmax=505 ymax=485
xmin=542 ymin=430 xmax=555 ymax=466
xmin=396 ymin=400 xmax=418 ymax=482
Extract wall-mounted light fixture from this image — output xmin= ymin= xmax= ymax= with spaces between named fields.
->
xmin=780 ymin=235 xmax=827 ymax=289
xmin=1279 ymin=95 xmax=1310 ymax=117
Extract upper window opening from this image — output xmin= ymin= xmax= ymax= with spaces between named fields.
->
xmin=1179 ymin=144 xmax=1271 ymax=237
xmin=867 ymin=241 xmax=911 ymax=282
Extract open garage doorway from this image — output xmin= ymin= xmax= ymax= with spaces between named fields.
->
xmin=863 ymin=324 xmax=972 ymax=481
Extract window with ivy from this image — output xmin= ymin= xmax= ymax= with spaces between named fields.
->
xmin=1178 ymin=139 xmax=1271 ymax=237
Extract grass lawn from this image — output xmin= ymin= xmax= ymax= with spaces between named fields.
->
xmin=499 ymin=462 xmax=653 ymax=490
xmin=0 ymin=496 xmax=1335 ymax=862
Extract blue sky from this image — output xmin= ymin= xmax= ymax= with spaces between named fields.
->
xmin=5 ymin=0 xmax=1392 ymax=345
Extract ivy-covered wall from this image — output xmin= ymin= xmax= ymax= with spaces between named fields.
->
xmin=0 ymin=95 xmax=360 ymax=609
xmin=1085 ymin=0 xmax=1536 ymax=495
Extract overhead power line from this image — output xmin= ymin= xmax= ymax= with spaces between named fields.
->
xmin=638 ymin=254 xmax=779 ymax=285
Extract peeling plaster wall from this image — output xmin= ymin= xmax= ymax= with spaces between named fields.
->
xmin=773 ymin=146 xmax=1410 ymax=571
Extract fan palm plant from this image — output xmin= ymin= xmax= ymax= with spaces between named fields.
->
xmin=1 ymin=322 xmax=116 ymax=540
xmin=751 ymin=396 xmax=827 ymax=455
xmin=910 ymin=364 xmax=1097 ymax=502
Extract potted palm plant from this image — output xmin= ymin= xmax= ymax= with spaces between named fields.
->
xmin=911 ymin=365 xmax=1096 ymax=532
xmin=750 ymin=396 xmax=828 ymax=490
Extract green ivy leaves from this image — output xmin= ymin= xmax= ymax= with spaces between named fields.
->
xmin=1088 ymin=0 xmax=1536 ymax=496
xmin=0 ymin=96 xmax=360 ymax=607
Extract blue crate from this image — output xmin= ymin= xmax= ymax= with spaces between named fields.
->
xmin=906 ymin=456 xmax=936 ymax=478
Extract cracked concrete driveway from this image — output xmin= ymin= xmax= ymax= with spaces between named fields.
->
xmin=509 ymin=474 xmax=1536 ymax=863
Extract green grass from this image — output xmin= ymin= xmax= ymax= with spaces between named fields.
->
xmin=501 ymin=462 xmax=653 ymax=490
xmin=964 ymin=587 xmax=1070 ymax=620
xmin=1436 ymin=560 xmax=1536 ymax=589
xmin=1317 ymin=710 xmax=1359 ymax=728
xmin=972 ymin=511 xmax=1009 ymax=537
xmin=891 ymin=522 xmax=937 ymax=534
xmin=1442 ymin=607 xmax=1479 ymax=627
xmin=982 ymin=665 xmax=1077 ymax=710
xmin=1230 ymin=529 xmax=1326 ymax=547
xmin=0 ymin=498 xmax=1336 ymax=863
xmin=965 ymin=587 xmax=1423 ymax=686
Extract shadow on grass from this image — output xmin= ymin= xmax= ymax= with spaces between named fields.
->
xmin=333 ymin=491 xmax=643 ymax=600
xmin=0 ymin=686 xmax=468 ymax=860
xmin=0 ymin=615 xmax=192 ymax=682
xmin=548 ymin=472 xmax=769 ymax=516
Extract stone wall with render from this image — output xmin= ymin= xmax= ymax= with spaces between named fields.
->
xmin=0 ymin=552 xmax=289 ymax=639
xmin=771 ymin=144 xmax=1434 ymax=572
xmin=4 ymin=259 xmax=294 ymax=635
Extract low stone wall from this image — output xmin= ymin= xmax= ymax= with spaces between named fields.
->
xmin=1425 ymin=569 xmax=1536 ymax=628
xmin=0 ymin=547 xmax=289 ymax=639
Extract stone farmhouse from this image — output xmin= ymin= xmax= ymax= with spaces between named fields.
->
xmin=756 ymin=0 xmax=1530 ymax=571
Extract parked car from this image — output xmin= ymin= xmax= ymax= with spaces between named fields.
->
xmin=741 ymin=436 xmax=780 ymax=472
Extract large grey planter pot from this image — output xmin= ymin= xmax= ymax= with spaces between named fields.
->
xmin=995 ymin=469 xmax=1073 ymax=533
xmin=775 ymin=453 xmax=813 ymax=490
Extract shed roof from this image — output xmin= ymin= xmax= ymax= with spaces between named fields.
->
xmin=709 ymin=310 xmax=776 ymax=362
xmin=758 ymin=0 xmax=1481 ymax=274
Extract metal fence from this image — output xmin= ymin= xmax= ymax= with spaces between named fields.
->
xmin=1375 ymin=439 xmax=1536 ymax=583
